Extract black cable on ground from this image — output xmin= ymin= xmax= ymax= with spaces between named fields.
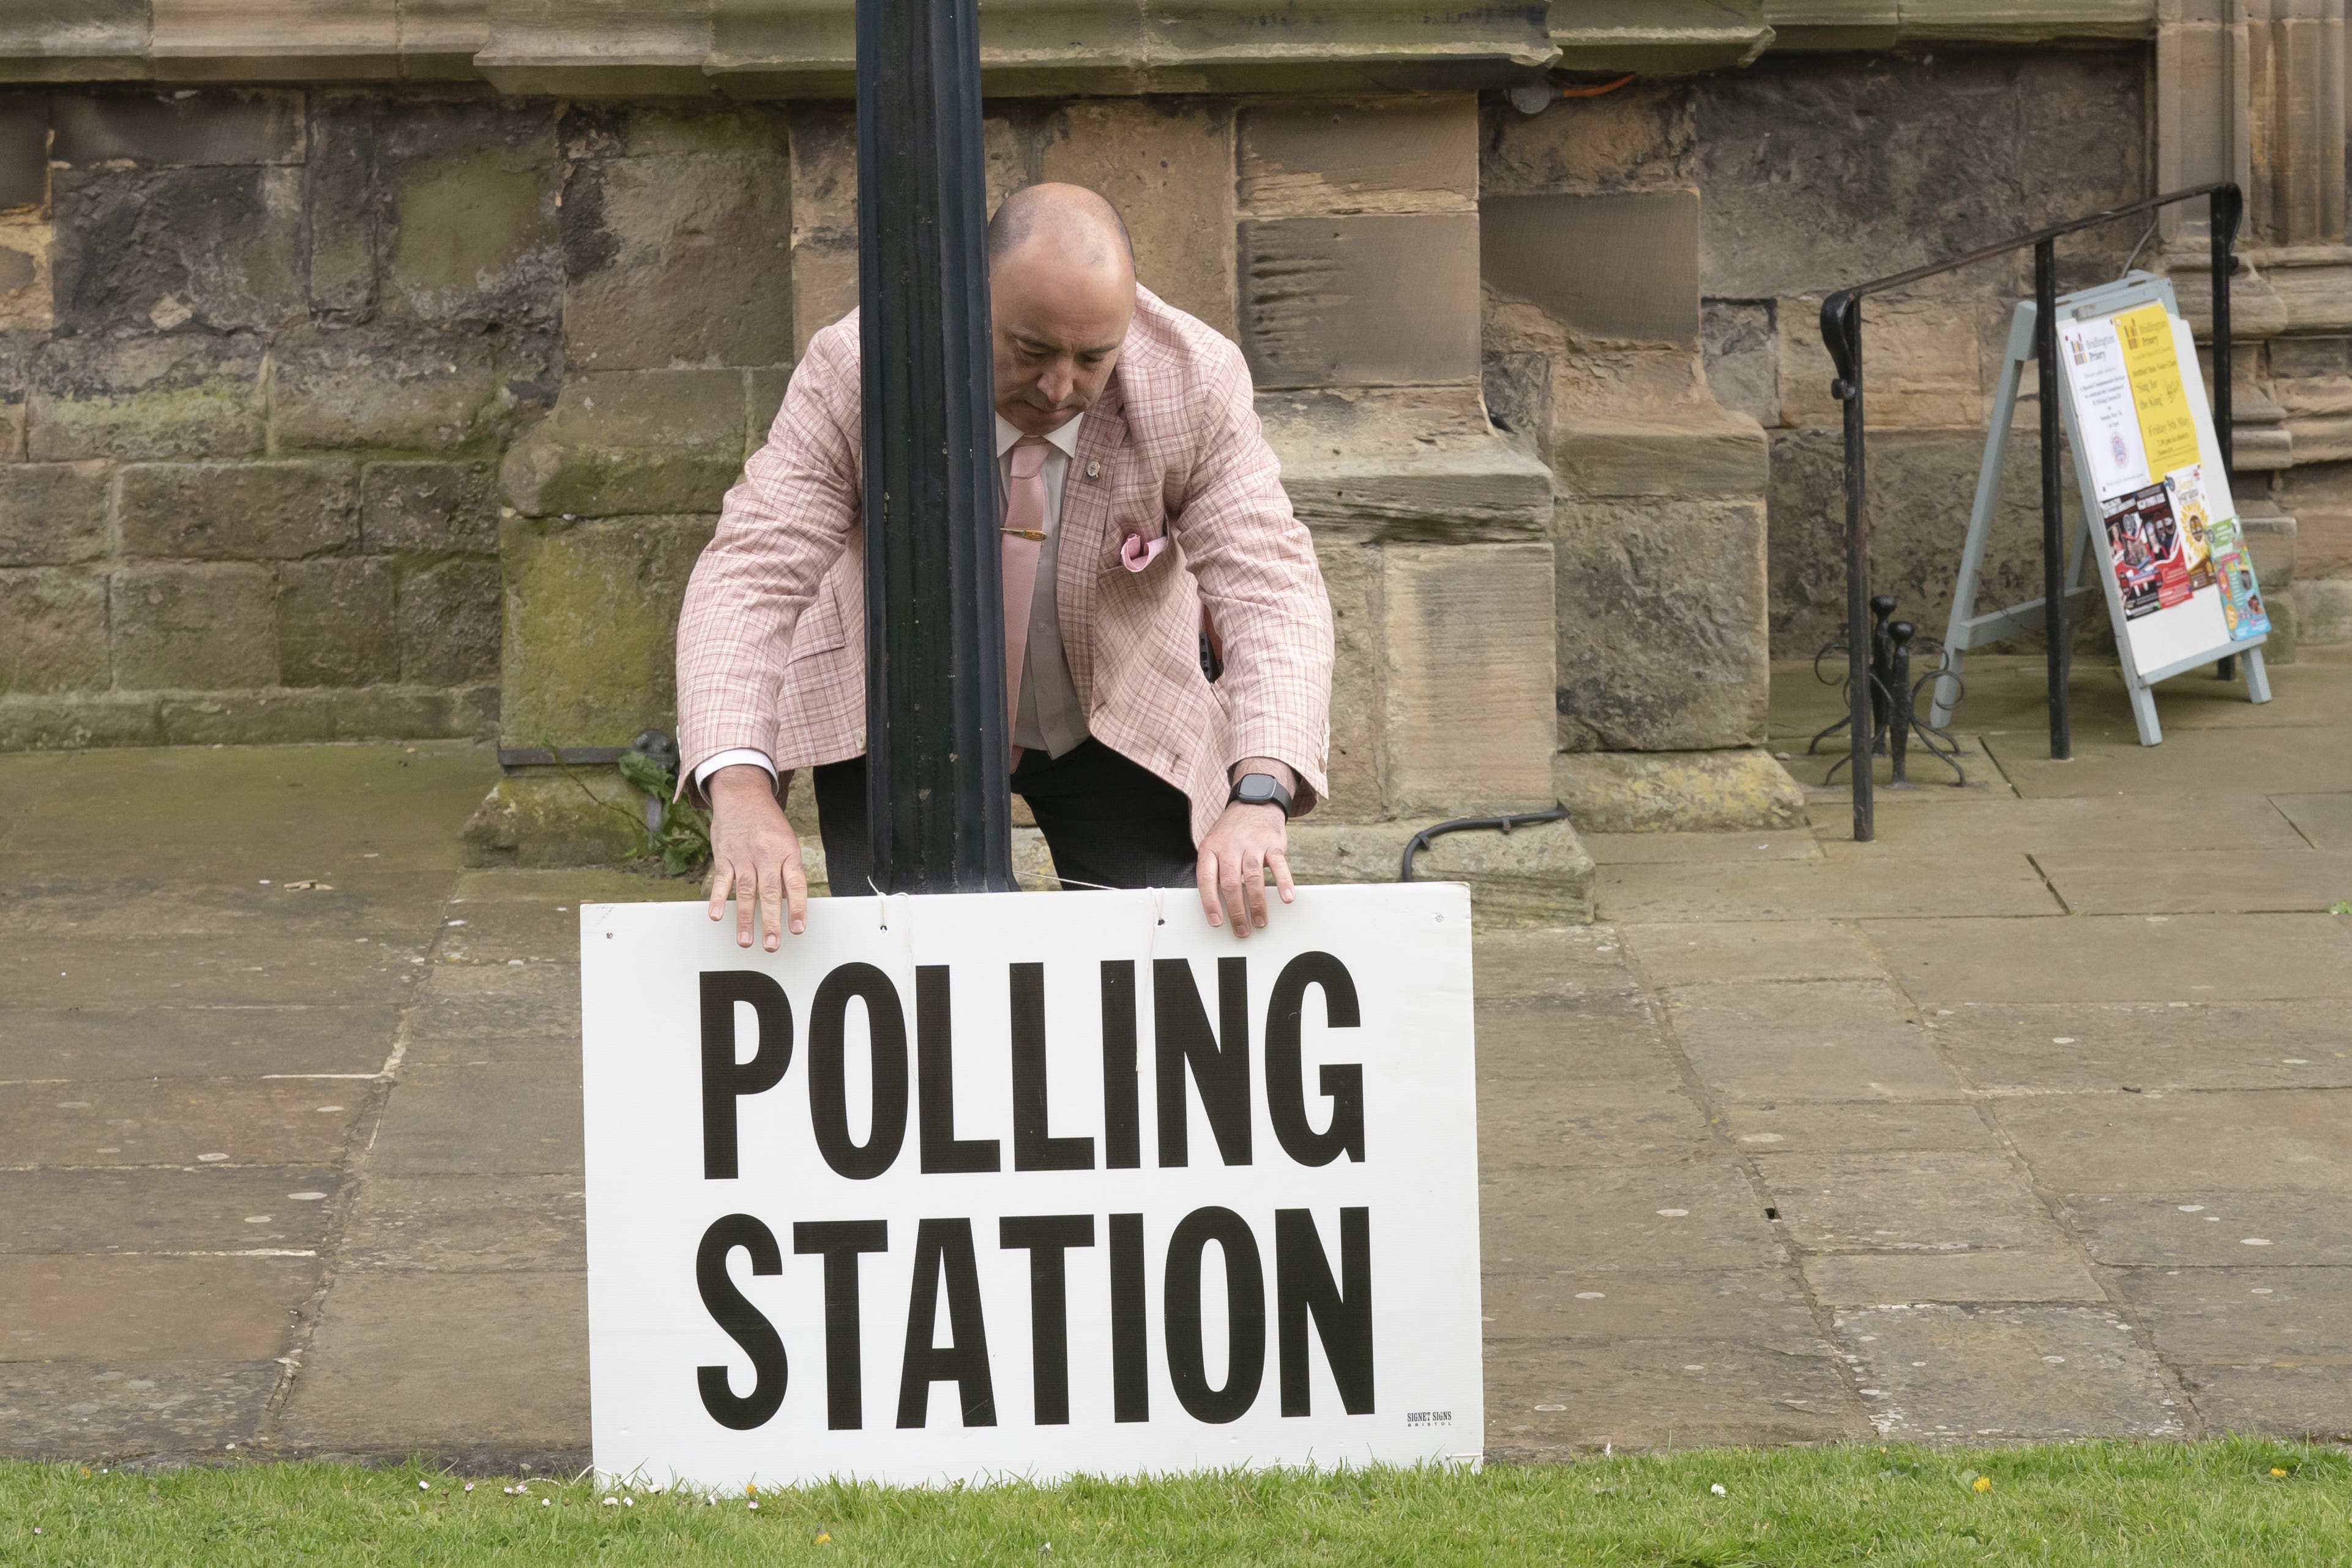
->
xmin=1398 ymin=802 xmax=1571 ymax=882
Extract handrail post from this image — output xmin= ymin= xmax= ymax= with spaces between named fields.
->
xmin=2211 ymin=185 xmax=2239 ymax=472
xmin=2035 ymin=238 xmax=2068 ymax=761
xmin=1823 ymin=293 xmax=1872 ymax=842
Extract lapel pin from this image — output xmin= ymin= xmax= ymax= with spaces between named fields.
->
xmin=1085 ymin=458 xmax=1102 ymax=479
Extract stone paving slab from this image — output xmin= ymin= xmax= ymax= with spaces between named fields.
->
xmin=1482 ymin=1268 xmax=1823 ymax=1350
xmin=1832 ymin=1304 xmax=2187 ymax=1441
xmin=1985 ymin=726 xmax=2352 ymax=800
xmin=0 ymin=871 xmax=458 ymax=941
xmin=276 ymin=1270 xmax=589 ymax=1452
xmin=2055 ymin=1191 xmax=2352 ymax=1267
xmin=1866 ymin=914 xmax=2352 ymax=1005
xmin=1600 ymin=853 xmax=2061 ymax=922
xmin=1484 ymin=1340 xmax=1865 ymax=1454
xmin=0 ymin=935 xmax=431 ymax=1009
xmin=1929 ymin=1001 xmax=2352 ymax=1091
xmin=338 ymin=1174 xmax=586 ymax=1272
xmin=1618 ymin=919 xmax=1882 ymax=987
xmin=1480 ymin=1166 xmax=1788 ymax=1274
xmin=1812 ymin=793 xmax=2312 ymax=854
xmin=1995 ymin=1089 xmax=2352 ymax=1193
xmin=0 ymin=1361 xmax=283 ymax=1457
xmin=0 ymin=1168 xmax=342 ymax=1254
xmin=0 ymin=1255 xmax=314 ymax=1362
xmin=2274 ymin=791 xmax=2352 ymax=849
xmin=2034 ymin=848 xmax=2352 ymax=914
xmin=1719 ymin=1102 xmax=2001 ymax=1155
xmin=1580 ymin=831 xmax=1822 ymax=865
xmin=2105 ymin=1267 xmax=2352 ymax=1362
xmin=1804 ymin=1252 xmax=2103 ymax=1307
xmin=1662 ymin=980 xmax=1967 ymax=1103
xmin=0 ymin=1080 xmax=365 ymax=1168
xmin=0 ymin=1004 xmax=402 ymax=1081
xmin=367 ymin=1062 xmax=587 ymax=1178
xmin=1752 ymin=1151 xmax=2070 ymax=1253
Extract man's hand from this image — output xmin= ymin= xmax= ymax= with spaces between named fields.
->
xmin=1197 ymin=758 xmax=1297 ymax=939
xmin=706 ymin=764 xmax=807 ymax=950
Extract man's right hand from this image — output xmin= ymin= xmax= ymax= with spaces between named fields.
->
xmin=705 ymin=764 xmax=807 ymax=950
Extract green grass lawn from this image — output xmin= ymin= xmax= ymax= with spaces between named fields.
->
xmin=3 ymin=1438 xmax=2346 ymax=1565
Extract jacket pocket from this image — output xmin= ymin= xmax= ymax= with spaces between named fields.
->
xmin=787 ymin=575 xmax=846 ymax=662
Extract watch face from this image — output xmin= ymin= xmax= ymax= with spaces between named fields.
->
xmin=1238 ymin=774 xmax=1277 ymax=804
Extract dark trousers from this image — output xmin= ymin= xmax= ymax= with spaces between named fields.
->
xmin=812 ymin=739 xmax=1197 ymax=893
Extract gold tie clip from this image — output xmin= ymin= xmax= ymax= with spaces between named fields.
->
xmin=1001 ymin=528 xmax=1047 ymax=542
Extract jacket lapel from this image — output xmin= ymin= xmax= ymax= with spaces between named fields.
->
xmin=1055 ymin=379 xmax=1127 ymax=695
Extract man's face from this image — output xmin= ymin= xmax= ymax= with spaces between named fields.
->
xmin=990 ymin=245 xmax=1134 ymax=437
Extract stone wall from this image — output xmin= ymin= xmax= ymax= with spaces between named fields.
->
xmin=1685 ymin=47 xmax=2154 ymax=661
xmin=0 ymin=86 xmax=550 ymax=747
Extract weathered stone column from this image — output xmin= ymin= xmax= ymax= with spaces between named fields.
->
xmin=2159 ymin=0 xmax=2352 ymax=649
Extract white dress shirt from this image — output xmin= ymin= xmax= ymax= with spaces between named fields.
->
xmin=693 ymin=411 xmax=1091 ymax=792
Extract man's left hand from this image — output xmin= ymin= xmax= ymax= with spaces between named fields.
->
xmin=1197 ymin=758 xmax=1297 ymax=939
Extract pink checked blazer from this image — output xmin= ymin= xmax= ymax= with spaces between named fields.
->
xmin=674 ymin=286 xmax=1334 ymax=843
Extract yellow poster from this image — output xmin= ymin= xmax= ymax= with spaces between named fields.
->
xmin=2113 ymin=303 xmax=2202 ymax=476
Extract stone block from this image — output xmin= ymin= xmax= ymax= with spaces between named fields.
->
xmin=110 ymin=562 xmax=277 ymax=690
xmin=0 ymin=94 xmax=47 ymax=211
xmin=463 ymin=771 xmax=642 ymax=868
xmin=561 ymin=109 xmax=793 ymax=370
xmin=1552 ymin=398 xmax=1769 ymax=499
xmin=1484 ymin=192 xmax=1701 ymax=346
xmin=1480 ymin=81 xmax=1692 ymax=195
xmin=398 ymin=556 xmax=501 ymax=686
xmin=1238 ymin=98 xmax=1476 ymax=217
xmin=1767 ymin=428 xmax=2061 ymax=660
xmin=0 ymin=212 xmax=51 ymax=333
xmin=155 ymin=684 xmax=495 ymax=745
xmin=149 ymin=0 xmax=401 ymax=77
xmin=1040 ymin=98 xmax=1237 ymax=337
xmin=500 ymin=368 xmax=747 ymax=517
xmin=0 ymin=461 xmax=110 ymax=566
xmin=788 ymin=105 xmax=859 ymax=355
xmin=1555 ymin=747 xmax=1806 ymax=833
xmin=1239 ymin=213 xmax=1482 ymax=388
xmin=278 ymin=557 xmax=396 ymax=687
xmin=26 ymin=335 xmax=267 ymax=461
xmin=499 ymin=512 xmax=715 ymax=747
xmin=1702 ymin=299 xmax=1779 ymax=428
xmin=1260 ymin=387 xmax=1555 ymax=543
xmin=1780 ymin=293 xmax=1984 ymax=430
xmin=0 ymin=4 xmax=146 ymax=78
xmin=360 ymin=460 xmax=498 ymax=553
xmin=304 ymin=92 xmax=378 ymax=319
xmin=375 ymin=97 xmax=560 ymax=327
xmin=2294 ymin=577 xmax=2352 ymax=645
xmin=1286 ymin=814 xmax=1594 ymax=926
xmin=51 ymin=165 xmax=304 ymax=335
xmin=50 ymin=89 xmax=305 ymax=167
xmin=269 ymin=326 xmax=500 ymax=452
xmin=117 ymin=461 xmax=358 ymax=562
xmin=1555 ymin=497 xmax=1771 ymax=752
xmin=0 ymin=397 xmax=24 ymax=462
xmin=1381 ymin=542 xmax=1558 ymax=816
xmin=1695 ymin=51 xmax=2140 ymax=301
xmin=1315 ymin=538 xmax=1379 ymax=819
xmin=0 ymin=567 xmax=107 ymax=692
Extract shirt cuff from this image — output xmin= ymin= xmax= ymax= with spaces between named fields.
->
xmin=693 ymin=749 xmax=778 ymax=790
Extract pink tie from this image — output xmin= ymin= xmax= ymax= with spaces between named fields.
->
xmin=1001 ymin=437 xmax=1051 ymax=745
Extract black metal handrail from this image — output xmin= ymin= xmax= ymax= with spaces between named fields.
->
xmin=1819 ymin=182 xmax=2242 ymax=842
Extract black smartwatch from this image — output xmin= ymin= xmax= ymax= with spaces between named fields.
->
xmin=1228 ymin=772 xmax=1294 ymax=818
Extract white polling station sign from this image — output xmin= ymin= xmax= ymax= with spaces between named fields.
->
xmin=578 ymin=883 xmax=1483 ymax=1490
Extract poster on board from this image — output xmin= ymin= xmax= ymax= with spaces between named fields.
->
xmin=2057 ymin=299 xmax=2266 ymax=678
xmin=578 ymin=884 xmax=1484 ymax=1491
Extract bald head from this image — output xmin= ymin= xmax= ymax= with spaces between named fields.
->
xmin=987 ymin=183 xmax=1138 ymax=436
xmin=987 ymin=182 xmax=1135 ymax=275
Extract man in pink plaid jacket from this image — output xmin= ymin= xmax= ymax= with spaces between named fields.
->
xmin=675 ymin=184 xmax=1335 ymax=950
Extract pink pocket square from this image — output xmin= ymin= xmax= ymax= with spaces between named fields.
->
xmin=1118 ymin=529 xmax=1167 ymax=573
